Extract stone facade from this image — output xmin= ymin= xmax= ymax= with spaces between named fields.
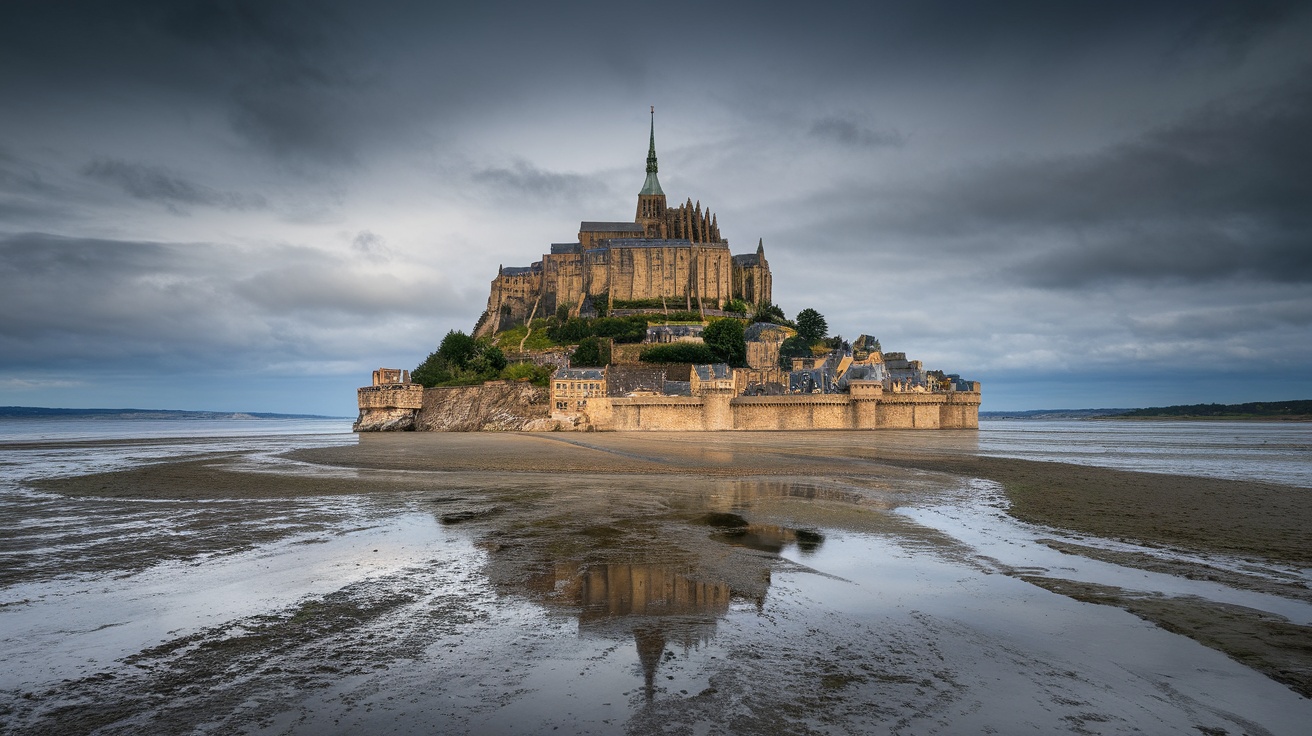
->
xmin=356 ymin=373 xmax=980 ymax=432
xmin=592 ymin=381 xmax=982 ymax=431
xmin=476 ymin=112 xmax=771 ymax=337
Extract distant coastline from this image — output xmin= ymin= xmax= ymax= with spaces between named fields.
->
xmin=0 ymin=406 xmax=345 ymax=420
xmin=983 ymin=399 xmax=1312 ymax=421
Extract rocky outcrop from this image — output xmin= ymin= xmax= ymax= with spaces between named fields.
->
xmin=353 ymin=407 xmax=419 ymax=432
xmin=417 ymin=382 xmax=550 ymax=432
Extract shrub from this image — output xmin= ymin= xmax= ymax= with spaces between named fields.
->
xmin=592 ymin=316 xmax=648 ymax=343
xmin=752 ymin=301 xmax=788 ymax=325
xmin=500 ymin=362 xmax=555 ymax=386
xmin=571 ymin=336 xmax=611 ymax=367
xmin=548 ymin=317 xmax=593 ymax=343
xmin=640 ymin=343 xmax=718 ymax=364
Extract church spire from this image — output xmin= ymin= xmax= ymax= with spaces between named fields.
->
xmin=639 ymin=106 xmax=664 ymax=196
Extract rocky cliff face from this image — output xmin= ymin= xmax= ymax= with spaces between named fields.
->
xmin=417 ymin=382 xmax=552 ymax=432
xmin=353 ymin=407 xmax=420 ymax=432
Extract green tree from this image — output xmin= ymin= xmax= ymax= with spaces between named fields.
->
xmin=438 ymin=330 xmax=477 ymax=367
xmin=752 ymin=301 xmax=787 ymax=324
xmin=548 ymin=317 xmax=593 ymax=343
xmin=702 ymin=318 xmax=747 ymax=367
xmin=468 ymin=340 xmax=507 ymax=374
xmin=412 ymin=330 xmax=510 ymax=387
xmin=778 ymin=335 xmax=814 ymax=369
xmin=571 ymin=336 xmax=611 ymax=367
xmin=795 ymin=308 xmax=828 ymax=343
xmin=412 ymin=350 xmax=450 ymax=387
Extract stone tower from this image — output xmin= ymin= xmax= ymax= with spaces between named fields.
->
xmin=635 ymin=106 xmax=668 ymax=237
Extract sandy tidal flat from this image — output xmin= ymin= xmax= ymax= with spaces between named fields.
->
xmin=1 ymin=429 xmax=1310 ymax=735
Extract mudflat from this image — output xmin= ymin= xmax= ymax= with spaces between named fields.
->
xmin=281 ymin=431 xmax=1312 ymax=566
xmin=9 ymin=430 xmax=1312 ymax=734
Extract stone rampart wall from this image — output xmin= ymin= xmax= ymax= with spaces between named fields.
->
xmin=358 ymin=381 xmax=980 ymax=432
xmin=357 ymin=384 xmax=424 ymax=409
xmin=592 ymin=390 xmax=980 ymax=431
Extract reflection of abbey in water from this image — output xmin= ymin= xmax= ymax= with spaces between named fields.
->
xmin=561 ymin=562 xmax=743 ymax=701
xmin=538 ymin=517 xmax=822 ymax=699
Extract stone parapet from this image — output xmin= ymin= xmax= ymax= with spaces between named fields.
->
xmin=585 ymin=387 xmax=979 ymax=431
xmin=357 ymin=384 xmax=425 ymax=410
xmin=356 ymin=381 xmax=981 ymax=432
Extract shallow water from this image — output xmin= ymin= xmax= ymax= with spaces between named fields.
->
xmin=1 ymin=420 xmax=1310 ymax=734
xmin=977 ymin=419 xmax=1312 ymax=486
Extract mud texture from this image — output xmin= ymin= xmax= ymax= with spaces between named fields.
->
xmin=5 ymin=430 xmax=1311 ymax=735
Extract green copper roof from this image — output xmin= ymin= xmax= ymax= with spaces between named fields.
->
xmin=640 ymin=107 xmax=664 ymax=196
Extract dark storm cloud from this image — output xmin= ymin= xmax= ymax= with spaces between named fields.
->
xmin=163 ymin=0 xmax=372 ymax=168
xmin=82 ymin=159 xmax=267 ymax=211
xmin=808 ymin=117 xmax=905 ymax=149
xmin=801 ymin=73 xmax=1312 ymax=288
xmin=0 ymin=233 xmax=457 ymax=372
xmin=2 ymin=0 xmax=1309 ymax=410
xmin=1170 ymin=0 xmax=1300 ymax=65
xmin=0 ymin=0 xmax=375 ymax=170
xmin=0 ymin=148 xmax=76 ymax=223
xmin=1127 ymin=298 xmax=1312 ymax=340
xmin=471 ymin=162 xmax=608 ymax=203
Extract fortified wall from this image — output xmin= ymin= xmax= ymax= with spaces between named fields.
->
xmin=580 ymin=382 xmax=980 ymax=431
xmin=356 ymin=372 xmax=980 ymax=432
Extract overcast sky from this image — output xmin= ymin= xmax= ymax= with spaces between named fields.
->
xmin=2 ymin=0 xmax=1309 ymax=414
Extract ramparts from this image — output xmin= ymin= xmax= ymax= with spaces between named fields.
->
xmin=590 ymin=383 xmax=980 ymax=431
xmin=356 ymin=378 xmax=979 ymax=432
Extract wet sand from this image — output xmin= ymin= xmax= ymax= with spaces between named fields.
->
xmin=5 ymin=430 xmax=1312 ymax=734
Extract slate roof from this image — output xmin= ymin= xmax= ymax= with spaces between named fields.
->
xmin=600 ymin=238 xmax=729 ymax=250
xmin=554 ymin=368 xmax=605 ymax=381
xmin=550 ymin=242 xmax=582 ymax=254
xmin=579 ymin=222 xmax=645 ymax=233
xmin=663 ymin=381 xmax=692 ymax=396
xmin=693 ymin=363 xmax=732 ymax=381
xmin=732 ymin=253 xmax=762 ymax=266
xmin=744 ymin=322 xmax=792 ymax=342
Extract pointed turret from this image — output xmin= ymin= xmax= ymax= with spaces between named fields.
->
xmin=636 ymin=106 xmax=668 ymax=233
xmin=757 ymin=238 xmax=764 ymax=257
xmin=639 ymin=106 xmax=664 ymax=196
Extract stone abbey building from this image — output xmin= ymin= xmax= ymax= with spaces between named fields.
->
xmin=355 ymin=112 xmax=980 ymax=433
xmin=475 ymin=109 xmax=772 ymax=337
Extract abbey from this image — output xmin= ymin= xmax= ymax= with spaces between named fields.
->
xmin=475 ymin=109 xmax=772 ymax=338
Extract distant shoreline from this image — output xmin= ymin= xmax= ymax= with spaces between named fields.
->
xmin=1091 ymin=414 xmax=1312 ymax=422
xmin=0 ymin=406 xmax=346 ymax=420
xmin=983 ymin=398 xmax=1311 ymax=421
